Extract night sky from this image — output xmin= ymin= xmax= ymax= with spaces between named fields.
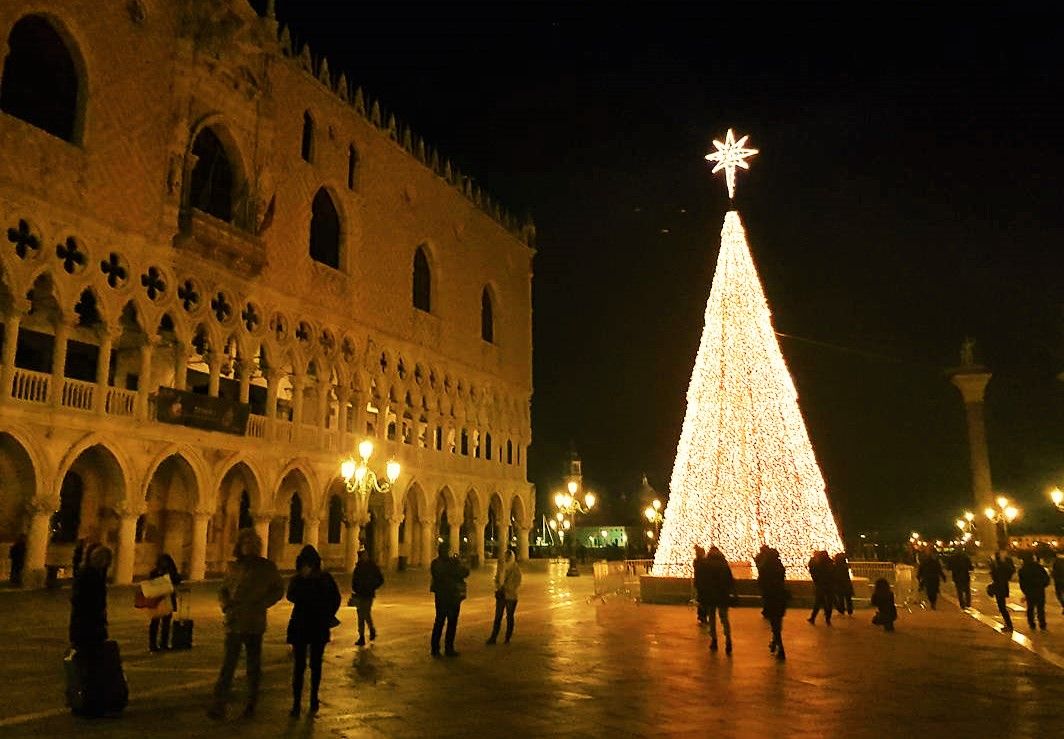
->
xmin=263 ymin=1 xmax=1064 ymax=542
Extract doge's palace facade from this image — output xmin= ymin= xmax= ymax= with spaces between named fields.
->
xmin=0 ymin=0 xmax=534 ymax=587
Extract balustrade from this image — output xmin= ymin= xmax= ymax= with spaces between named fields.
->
xmin=246 ymin=413 xmax=267 ymax=438
xmin=11 ymin=368 xmax=50 ymax=404
xmin=105 ymin=387 xmax=137 ymax=417
xmin=60 ymin=378 xmax=95 ymax=411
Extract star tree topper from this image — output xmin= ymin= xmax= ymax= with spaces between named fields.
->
xmin=705 ymin=128 xmax=758 ymax=199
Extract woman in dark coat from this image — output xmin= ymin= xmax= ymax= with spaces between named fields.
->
xmin=917 ymin=552 xmax=946 ymax=610
xmin=807 ymin=550 xmax=835 ymax=625
xmin=702 ymin=546 xmax=737 ymax=654
xmin=988 ymin=552 xmax=1015 ymax=632
xmin=757 ymin=547 xmax=788 ymax=660
xmin=70 ymin=546 xmax=112 ymax=649
xmin=148 ymin=553 xmax=181 ymax=651
xmin=833 ymin=553 xmax=854 ymax=615
xmin=286 ymin=545 xmax=340 ymax=717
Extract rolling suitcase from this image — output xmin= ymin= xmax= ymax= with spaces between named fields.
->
xmin=171 ymin=586 xmax=194 ymax=650
xmin=64 ymin=640 xmax=129 ymax=716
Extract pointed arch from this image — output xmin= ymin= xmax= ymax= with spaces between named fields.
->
xmin=53 ymin=433 xmax=133 ymax=508
xmin=301 ymin=110 xmax=315 ymax=162
xmin=213 ymin=455 xmax=266 ymax=514
xmin=481 ymin=285 xmax=495 ymax=343
xmin=141 ymin=444 xmax=209 ymax=510
xmin=309 ymin=187 xmax=341 ymax=269
xmin=412 ymin=245 xmax=432 ymax=312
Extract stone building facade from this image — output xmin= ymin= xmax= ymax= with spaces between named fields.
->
xmin=0 ymin=0 xmax=535 ymax=587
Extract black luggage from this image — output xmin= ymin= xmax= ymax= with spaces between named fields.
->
xmin=171 ymin=586 xmax=194 ymax=650
xmin=64 ymin=640 xmax=129 ymax=716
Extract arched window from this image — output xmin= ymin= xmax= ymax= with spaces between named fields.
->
xmin=188 ymin=127 xmax=235 ymax=222
xmin=309 ymin=188 xmax=340 ymax=268
xmin=485 ymin=432 xmax=493 ymax=460
xmin=412 ymin=247 xmax=431 ymax=312
xmin=481 ymin=287 xmax=495 ymax=343
xmin=288 ymin=493 xmax=304 ymax=544
xmin=327 ymin=495 xmax=343 ymax=544
xmin=347 ymin=145 xmax=359 ymax=189
xmin=301 ymin=111 xmax=314 ymax=162
xmin=460 ymin=428 xmax=469 ymax=456
xmin=0 ymin=15 xmax=79 ymax=141
xmin=506 ymin=440 xmax=513 ymax=465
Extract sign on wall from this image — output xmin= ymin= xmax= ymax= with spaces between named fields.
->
xmin=155 ymin=386 xmax=250 ymax=435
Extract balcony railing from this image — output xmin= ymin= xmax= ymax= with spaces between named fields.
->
xmin=11 ymin=368 xmax=50 ymax=404
xmin=247 ymin=413 xmax=267 ymax=438
xmin=60 ymin=377 xmax=95 ymax=411
xmin=105 ymin=387 xmax=136 ymax=417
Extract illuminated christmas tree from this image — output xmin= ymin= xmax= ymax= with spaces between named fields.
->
xmin=652 ymin=130 xmax=843 ymax=576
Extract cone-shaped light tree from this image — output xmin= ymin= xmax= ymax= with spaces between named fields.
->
xmin=652 ymin=130 xmax=843 ymax=576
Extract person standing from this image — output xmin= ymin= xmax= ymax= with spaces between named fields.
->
xmin=207 ymin=529 xmax=284 ymax=720
xmin=702 ymin=546 xmax=737 ymax=654
xmin=486 ymin=548 xmax=522 ymax=645
xmin=429 ymin=544 xmax=469 ymax=657
xmin=69 ymin=546 xmax=113 ymax=650
xmin=148 ymin=553 xmax=181 ymax=652
xmin=286 ymin=545 xmax=341 ymax=717
xmin=917 ymin=551 xmax=946 ymax=610
xmin=807 ymin=551 xmax=835 ymax=625
xmin=8 ymin=535 xmax=26 ymax=587
xmin=1017 ymin=553 xmax=1049 ymax=631
xmin=693 ymin=545 xmax=709 ymax=624
xmin=72 ymin=538 xmax=87 ymax=580
xmin=756 ymin=547 xmax=788 ymax=660
xmin=351 ymin=549 xmax=384 ymax=646
xmin=832 ymin=552 xmax=854 ymax=616
xmin=988 ymin=551 xmax=1015 ymax=632
xmin=1052 ymin=551 xmax=1064 ymax=616
xmin=948 ymin=550 xmax=974 ymax=609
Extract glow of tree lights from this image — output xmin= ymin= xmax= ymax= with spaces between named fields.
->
xmin=652 ymin=131 xmax=843 ymax=576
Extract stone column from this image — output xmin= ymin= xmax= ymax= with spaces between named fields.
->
xmin=0 ymin=310 xmax=23 ymax=403
xmin=113 ymin=512 xmax=140 ymax=585
xmin=472 ymin=518 xmax=485 ymax=568
xmin=49 ymin=320 xmax=72 ymax=407
xmin=336 ymin=388 xmax=350 ymax=435
xmin=207 ymin=351 xmax=223 ymax=398
xmin=237 ymin=360 xmax=251 ymax=404
xmin=291 ymin=373 xmax=306 ymax=426
xmin=449 ymin=521 xmax=461 ymax=557
xmin=94 ymin=326 xmax=118 ymax=413
xmin=420 ymin=516 xmax=437 ymax=567
xmin=253 ymin=515 xmax=271 ymax=552
xmin=190 ymin=512 xmax=210 ymax=580
xmin=949 ymin=369 xmax=995 ymax=520
xmin=516 ymin=525 xmax=530 ymax=562
xmin=342 ymin=519 xmax=359 ymax=573
xmin=304 ymin=516 xmax=320 ymax=549
xmin=387 ymin=515 xmax=402 ymax=571
xmin=136 ymin=338 xmax=157 ymax=419
xmin=265 ymin=369 xmax=281 ymax=418
xmin=23 ymin=501 xmax=53 ymax=588
xmin=173 ymin=343 xmax=189 ymax=391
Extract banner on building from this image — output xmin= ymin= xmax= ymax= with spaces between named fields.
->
xmin=155 ymin=386 xmax=249 ymax=435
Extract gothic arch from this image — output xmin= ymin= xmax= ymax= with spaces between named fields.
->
xmin=275 ymin=460 xmax=319 ymax=516
xmin=140 ymin=445 xmax=209 ymax=511
xmin=53 ymin=433 xmax=133 ymax=508
xmin=213 ymin=454 xmax=266 ymax=514
xmin=183 ymin=116 xmax=249 ymax=227
xmin=412 ymin=243 xmax=433 ymax=313
xmin=309 ymin=186 xmax=342 ymax=269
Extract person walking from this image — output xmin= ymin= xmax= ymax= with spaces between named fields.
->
xmin=486 ymin=548 xmax=522 ymax=645
xmin=832 ymin=552 xmax=854 ymax=615
xmin=72 ymin=538 xmax=87 ymax=579
xmin=756 ymin=547 xmax=788 ymax=660
xmin=286 ymin=545 xmax=341 ymax=717
xmin=692 ymin=545 xmax=709 ymax=624
xmin=988 ymin=551 xmax=1015 ymax=632
xmin=702 ymin=546 xmax=737 ymax=654
xmin=807 ymin=551 xmax=835 ymax=625
xmin=8 ymin=535 xmax=26 ymax=587
xmin=70 ymin=546 xmax=113 ymax=650
xmin=148 ymin=553 xmax=181 ymax=652
xmin=870 ymin=578 xmax=897 ymax=632
xmin=1017 ymin=553 xmax=1049 ymax=631
xmin=429 ymin=544 xmax=469 ymax=657
xmin=207 ymin=529 xmax=284 ymax=720
xmin=948 ymin=550 xmax=974 ymax=608
xmin=917 ymin=551 xmax=946 ymax=610
xmin=1052 ymin=551 xmax=1064 ymax=616
xmin=351 ymin=549 xmax=384 ymax=647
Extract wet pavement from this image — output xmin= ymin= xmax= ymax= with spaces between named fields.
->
xmin=0 ymin=560 xmax=1061 ymax=738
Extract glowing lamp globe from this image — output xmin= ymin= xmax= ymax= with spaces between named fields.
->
xmin=359 ymin=439 xmax=374 ymax=461
xmin=386 ymin=459 xmax=401 ymax=483
xmin=340 ymin=458 xmax=356 ymax=482
xmin=567 ymin=480 xmax=578 ymax=495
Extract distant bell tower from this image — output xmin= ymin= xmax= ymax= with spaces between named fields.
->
xmin=565 ymin=448 xmax=583 ymax=494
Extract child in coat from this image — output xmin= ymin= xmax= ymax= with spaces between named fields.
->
xmin=870 ymin=578 xmax=897 ymax=632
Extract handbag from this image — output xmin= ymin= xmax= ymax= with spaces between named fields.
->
xmin=986 ymin=583 xmax=998 ymax=598
xmin=140 ymin=574 xmax=174 ymax=599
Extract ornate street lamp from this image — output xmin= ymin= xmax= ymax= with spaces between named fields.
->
xmin=554 ymin=479 xmax=595 ymax=576
xmin=1050 ymin=487 xmax=1064 ymax=513
xmin=643 ymin=498 xmax=663 ymax=552
xmin=984 ymin=495 xmax=1020 ymax=551
xmin=954 ymin=510 xmax=976 ymax=548
xmin=340 ymin=439 xmax=400 ymax=498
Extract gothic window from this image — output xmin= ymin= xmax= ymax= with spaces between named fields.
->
xmin=301 ymin=111 xmax=314 ymax=162
xmin=506 ymin=440 xmax=513 ymax=465
xmin=412 ymin=246 xmax=431 ymax=312
xmin=288 ymin=493 xmax=304 ymax=544
xmin=460 ymin=428 xmax=469 ymax=456
xmin=485 ymin=433 xmax=493 ymax=461
xmin=0 ymin=16 xmax=80 ymax=142
xmin=347 ymin=145 xmax=359 ymax=189
xmin=309 ymin=188 xmax=340 ymax=268
xmin=188 ymin=127 xmax=235 ymax=223
xmin=327 ymin=495 xmax=343 ymax=544
xmin=481 ymin=287 xmax=494 ymax=343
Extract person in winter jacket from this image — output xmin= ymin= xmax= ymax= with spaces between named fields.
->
xmin=870 ymin=578 xmax=897 ymax=632
xmin=917 ymin=551 xmax=947 ymax=610
xmin=429 ymin=544 xmax=469 ymax=657
xmin=208 ymin=528 xmax=284 ymax=720
xmin=702 ymin=546 xmax=737 ymax=654
xmin=148 ymin=553 xmax=181 ymax=652
xmin=807 ymin=551 xmax=835 ymax=625
xmin=757 ymin=547 xmax=788 ymax=660
xmin=285 ymin=545 xmax=341 ymax=717
xmin=832 ymin=553 xmax=854 ymax=615
xmin=69 ymin=546 xmax=112 ymax=649
xmin=351 ymin=549 xmax=384 ymax=646
xmin=948 ymin=551 xmax=974 ymax=609
xmin=988 ymin=552 xmax=1015 ymax=632
xmin=486 ymin=548 xmax=522 ymax=644
xmin=1017 ymin=553 xmax=1050 ymax=630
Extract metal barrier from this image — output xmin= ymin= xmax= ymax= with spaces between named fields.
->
xmin=592 ymin=559 xmax=694 ymax=602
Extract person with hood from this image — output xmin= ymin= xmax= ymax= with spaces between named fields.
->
xmin=69 ymin=546 xmax=113 ymax=649
xmin=692 ymin=545 xmax=709 ymax=624
xmin=947 ymin=550 xmax=974 ymax=609
xmin=286 ymin=545 xmax=341 ymax=717
xmin=351 ymin=549 xmax=384 ymax=647
xmin=870 ymin=578 xmax=897 ymax=632
xmin=1017 ymin=552 xmax=1049 ymax=631
xmin=756 ymin=547 xmax=788 ymax=660
xmin=988 ymin=551 xmax=1015 ymax=632
xmin=917 ymin=551 xmax=946 ymax=610
xmin=148 ymin=553 xmax=181 ymax=652
xmin=832 ymin=552 xmax=854 ymax=616
xmin=207 ymin=528 xmax=284 ymax=720
xmin=702 ymin=546 xmax=737 ymax=654
xmin=429 ymin=544 xmax=469 ymax=657
xmin=486 ymin=548 xmax=522 ymax=645
xmin=807 ymin=551 xmax=835 ymax=625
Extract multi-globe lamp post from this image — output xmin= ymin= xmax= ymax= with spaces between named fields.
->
xmin=643 ymin=499 xmax=663 ymax=554
xmin=554 ymin=480 xmax=596 ymax=577
xmin=953 ymin=510 xmax=977 ymax=549
xmin=340 ymin=439 xmax=400 ymax=498
xmin=983 ymin=495 xmax=1020 ymax=552
xmin=1050 ymin=487 xmax=1064 ymax=513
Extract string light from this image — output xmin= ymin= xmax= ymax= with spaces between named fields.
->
xmin=653 ymin=133 xmax=842 ymax=575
